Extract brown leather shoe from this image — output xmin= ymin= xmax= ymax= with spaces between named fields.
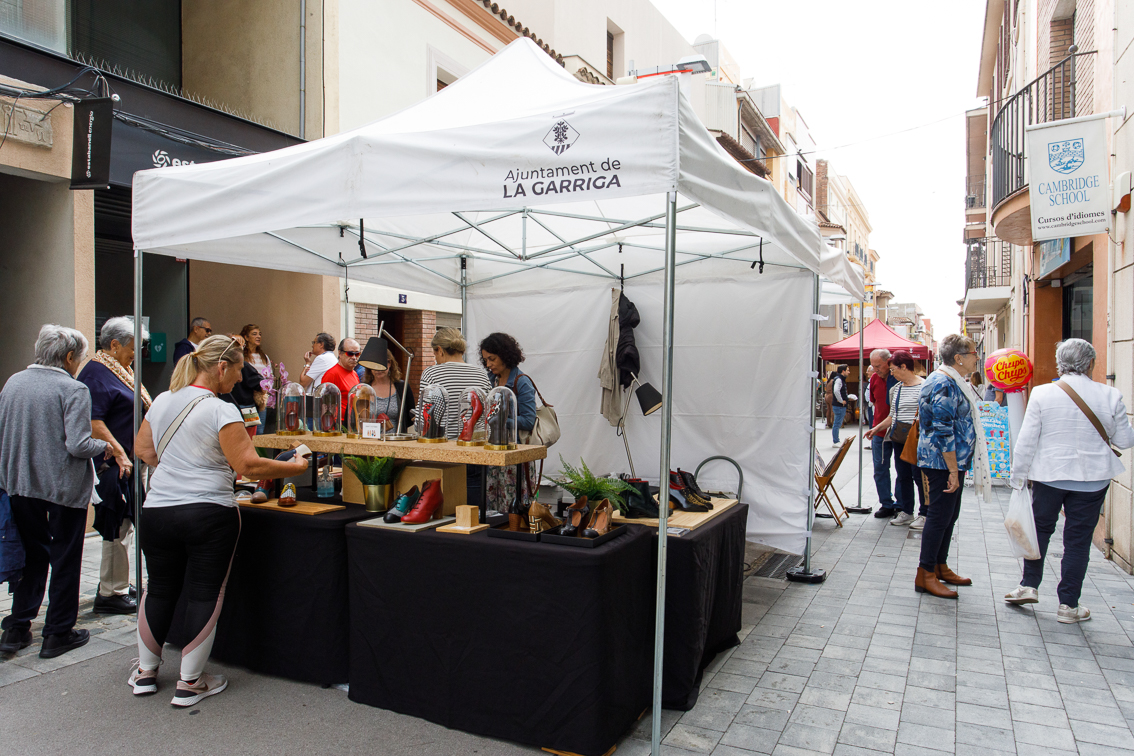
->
xmin=936 ymin=564 xmax=972 ymax=586
xmin=915 ymin=567 xmax=958 ymax=599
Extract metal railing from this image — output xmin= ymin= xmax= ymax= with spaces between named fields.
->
xmin=990 ymin=49 xmax=1093 ymax=209
xmin=965 ymin=177 xmax=986 ymax=209
xmin=966 ymin=237 xmax=1013 ymax=290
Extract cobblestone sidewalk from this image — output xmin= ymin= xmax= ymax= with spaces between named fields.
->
xmin=621 ymin=447 xmax=1134 ymax=756
xmin=0 ymin=533 xmax=138 ymax=687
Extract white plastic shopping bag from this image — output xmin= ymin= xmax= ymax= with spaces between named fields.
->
xmin=1004 ymin=486 xmax=1040 ymax=560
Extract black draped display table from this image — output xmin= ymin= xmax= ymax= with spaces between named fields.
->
xmin=659 ymin=503 xmax=747 ymax=710
xmin=168 ymin=497 xmax=373 ymax=685
xmin=346 ymin=523 xmax=655 ymax=756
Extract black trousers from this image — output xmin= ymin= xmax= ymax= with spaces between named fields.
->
xmin=919 ymin=468 xmax=965 ymax=572
xmin=139 ymin=502 xmax=240 ymax=652
xmin=1023 ymin=482 xmax=1108 ymax=607
xmin=894 ymin=454 xmax=927 ymax=517
xmin=1 ymin=496 xmax=87 ymax=637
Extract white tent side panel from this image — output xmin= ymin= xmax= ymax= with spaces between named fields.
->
xmin=466 ymin=264 xmax=814 ymax=555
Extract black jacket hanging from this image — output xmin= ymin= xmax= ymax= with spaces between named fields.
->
xmin=616 ymin=292 xmax=640 ymax=389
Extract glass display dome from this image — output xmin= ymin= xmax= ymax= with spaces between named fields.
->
xmin=312 ymin=383 xmax=342 ymax=437
xmin=416 ymin=383 xmax=449 ymax=443
xmin=277 ymin=382 xmax=306 ymax=436
xmin=485 ymin=386 xmax=518 ymax=450
xmin=456 ymin=387 xmax=488 ymax=447
xmin=346 ymin=383 xmax=378 ymax=438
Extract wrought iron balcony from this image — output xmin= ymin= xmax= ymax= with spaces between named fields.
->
xmin=990 ymin=50 xmax=1092 ymax=209
xmin=966 ymin=237 xmax=1012 ymax=290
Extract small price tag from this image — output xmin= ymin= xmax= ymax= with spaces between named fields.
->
xmin=361 ymin=422 xmax=382 ymax=439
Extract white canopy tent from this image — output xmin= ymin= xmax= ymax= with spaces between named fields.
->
xmin=129 ymin=38 xmax=864 ymax=754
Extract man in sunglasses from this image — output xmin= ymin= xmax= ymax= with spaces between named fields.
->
xmin=319 ymin=338 xmax=361 ymax=417
xmin=172 ymin=317 xmax=212 ymax=365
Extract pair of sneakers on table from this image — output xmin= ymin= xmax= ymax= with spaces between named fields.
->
xmin=1003 ymin=586 xmax=1091 ymax=623
xmin=128 ymin=664 xmax=228 ymax=707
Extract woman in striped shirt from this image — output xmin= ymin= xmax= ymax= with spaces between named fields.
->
xmin=867 ymin=350 xmax=926 ymax=528
xmin=419 ymin=328 xmax=492 ymax=509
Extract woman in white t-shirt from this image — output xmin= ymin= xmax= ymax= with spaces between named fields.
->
xmin=866 ymin=350 xmax=926 ymax=528
xmin=129 ymin=335 xmax=308 ymax=707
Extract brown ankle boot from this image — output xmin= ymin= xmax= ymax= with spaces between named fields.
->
xmin=935 ymin=564 xmax=972 ymax=586
xmin=915 ymin=567 xmax=958 ymax=599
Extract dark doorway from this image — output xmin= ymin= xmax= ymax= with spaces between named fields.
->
xmin=94 ymin=187 xmax=188 ymax=393
xmin=1061 ymin=268 xmax=1093 ymax=344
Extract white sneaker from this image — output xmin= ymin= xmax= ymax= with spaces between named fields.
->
xmin=890 ymin=512 xmax=914 ymax=526
xmin=909 ymin=515 xmax=926 ymax=530
xmin=127 ymin=665 xmax=158 ymax=696
xmin=1058 ymin=604 xmax=1091 ymax=623
xmin=1004 ymin=585 xmax=1038 ymax=605
xmin=171 ymin=672 xmax=228 ymax=707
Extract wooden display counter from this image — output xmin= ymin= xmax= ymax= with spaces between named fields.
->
xmin=252 ymin=432 xmax=546 ymax=467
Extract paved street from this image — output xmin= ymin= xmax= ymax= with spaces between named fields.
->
xmin=4 ymin=437 xmax=1134 ymax=755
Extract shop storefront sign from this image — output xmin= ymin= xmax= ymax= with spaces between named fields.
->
xmin=1026 ymin=116 xmax=1109 ymax=241
xmin=1037 ymin=237 xmax=1071 ymax=278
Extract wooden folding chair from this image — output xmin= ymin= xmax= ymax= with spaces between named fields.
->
xmin=813 ymin=438 xmax=853 ymax=526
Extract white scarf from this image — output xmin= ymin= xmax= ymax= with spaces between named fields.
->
xmin=939 ymin=365 xmax=993 ymax=502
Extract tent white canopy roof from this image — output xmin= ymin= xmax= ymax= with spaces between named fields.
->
xmin=131 ymin=38 xmax=864 ymax=301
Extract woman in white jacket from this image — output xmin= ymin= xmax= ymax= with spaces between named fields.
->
xmin=1006 ymin=339 xmax=1134 ymax=622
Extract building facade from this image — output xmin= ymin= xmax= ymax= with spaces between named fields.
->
xmin=971 ymin=0 xmax=1134 ymax=570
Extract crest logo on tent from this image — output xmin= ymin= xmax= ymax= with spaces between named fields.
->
xmin=1047 ymin=139 xmax=1084 ymax=174
xmin=544 ymin=120 xmax=579 ymax=155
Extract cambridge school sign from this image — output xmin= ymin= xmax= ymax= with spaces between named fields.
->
xmin=1026 ymin=116 xmax=1109 ymax=241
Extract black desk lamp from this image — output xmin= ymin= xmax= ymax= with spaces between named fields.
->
xmin=618 ymin=373 xmax=663 ymax=477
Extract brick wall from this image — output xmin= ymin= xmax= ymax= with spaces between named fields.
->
xmin=403 ymin=309 xmax=437 ymax=390
xmin=1074 ymin=0 xmax=1094 ymax=116
xmin=355 ymin=303 xmax=379 ymax=342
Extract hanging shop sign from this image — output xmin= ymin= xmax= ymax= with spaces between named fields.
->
xmin=70 ymin=97 xmax=113 ymax=190
xmin=1036 ymin=237 xmax=1072 ymax=278
xmin=984 ymin=348 xmax=1033 ymax=392
xmin=1026 ymin=116 xmax=1109 ymax=241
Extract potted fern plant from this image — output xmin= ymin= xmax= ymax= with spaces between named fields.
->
xmin=553 ymin=455 xmax=637 ymax=515
xmin=343 ymin=455 xmax=403 ymax=512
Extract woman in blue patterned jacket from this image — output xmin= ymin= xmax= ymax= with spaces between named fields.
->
xmin=915 ymin=334 xmax=990 ymax=599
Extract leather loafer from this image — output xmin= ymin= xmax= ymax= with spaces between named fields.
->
xmin=40 ymin=628 xmax=90 ymax=659
xmin=94 ymin=593 xmax=137 ymax=615
xmin=0 ymin=626 xmax=32 ymax=654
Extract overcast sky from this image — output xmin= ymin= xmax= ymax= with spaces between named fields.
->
xmin=651 ymin=0 xmax=989 ymax=339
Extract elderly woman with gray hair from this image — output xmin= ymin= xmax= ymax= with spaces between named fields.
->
xmin=1006 ymin=339 xmax=1134 ymax=622
xmin=915 ymin=333 xmax=990 ymax=599
xmin=0 ymin=325 xmax=111 ymax=659
xmin=76 ymin=316 xmax=150 ymax=616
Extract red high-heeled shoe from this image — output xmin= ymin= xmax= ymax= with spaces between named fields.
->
xmin=401 ymin=479 xmax=445 ymax=523
xmin=458 ymin=392 xmax=484 ymax=442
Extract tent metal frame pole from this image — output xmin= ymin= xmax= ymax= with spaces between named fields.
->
xmin=460 ymin=256 xmax=467 ymax=331
xmin=847 ymin=301 xmax=871 ymax=515
xmin=787 ymin=273 xmax=826 ymax=584
xmin=650 ymin=190 xmax=678 ymax=756
xmin=132 ymin=249 xmax=144 ymax=596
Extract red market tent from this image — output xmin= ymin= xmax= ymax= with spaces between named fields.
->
xmin=820 ymin=318 xmax=933 ymax=361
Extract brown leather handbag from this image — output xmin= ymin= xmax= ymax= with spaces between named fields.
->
xmin=900 ymin=418 xmax=920 ymax=465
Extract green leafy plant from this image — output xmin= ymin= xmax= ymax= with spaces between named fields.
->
xmin=553 ymin=455 xmax=637 ymax=515
xmin=343 ymin=455 xmax=403 ymax=486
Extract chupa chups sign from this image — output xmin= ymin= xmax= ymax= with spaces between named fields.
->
xmin=984 ymin=348 xmax=1033 ymax=392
